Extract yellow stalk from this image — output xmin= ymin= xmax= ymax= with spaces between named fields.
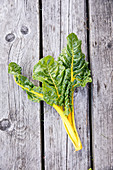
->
xmin=71 ymin=92 xmax=80 ymax=138
xmin=53 ymin=104 xmax=82 ymax=151
xmin=67 ymin=92 xmax=82 ymax=150
xmin=59 ymin=107 xmax=78 ymax=149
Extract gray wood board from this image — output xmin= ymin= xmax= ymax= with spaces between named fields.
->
xmin=0 ymin=0 xmax=41 ymax=169
xmin=42 ymin=0 xmax=91 ymax=169
xmin=42 ymin=1 xmax=67 ymax=169
xmin=89 ymin=0 xmax=113 ymax=170
xmin=67 ymin=0 xmax=91 ymax=169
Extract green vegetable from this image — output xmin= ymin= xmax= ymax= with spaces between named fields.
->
xmin=8 ymin=33 xmax=92 ymax=151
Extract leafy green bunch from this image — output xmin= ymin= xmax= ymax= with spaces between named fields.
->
xmin=8 ymin=33 xmax=92 ymax=151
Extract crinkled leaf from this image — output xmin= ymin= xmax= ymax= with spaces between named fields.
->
xmin=58 ymin=33 xmax=92 ymax=88
xmin=33 ymin=55 xmax=65 ymax=106
xmin=33 ymin=56 xmax=73 ymax=115
xmin=27 ymin=92 xmax=41 ymax=102
xmin=8 ymin=62 xmax=43 ymax=102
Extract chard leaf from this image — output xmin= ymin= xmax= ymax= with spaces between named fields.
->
xmin=8 ymin=62 xmax=43 ymax=102
xmin=33 ymin=55 xmax=65 ymax=106
xmin=58 ymin=33 xmax=92 ymax=88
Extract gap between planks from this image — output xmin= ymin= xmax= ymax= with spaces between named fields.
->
xmin=86 ymin=0 xmax=93 ymax=169
xmin=39 ymin=0 xmax=45 ymax=169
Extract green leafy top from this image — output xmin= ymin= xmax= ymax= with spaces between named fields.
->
xmin=8 ymin=33 xmax=92 ymax=116
xmin=58 ymin=33 xmax=92 ymax=88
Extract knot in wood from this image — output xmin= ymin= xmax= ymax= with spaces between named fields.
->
xmin=0 ymin=119 xmax=11 ymax=131
xmin=5 ymin=33 xmax=15 ymax=42
xmin=20 ymin=26 xmax=29 ymax=35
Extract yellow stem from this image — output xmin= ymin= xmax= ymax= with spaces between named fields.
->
xmin=53 ymin=104 xmax=82 ymax=151
xmin=63 ymin=91 xmax=82 ymax=151
xmin=71 ymin=92 xmax=81 ymax=143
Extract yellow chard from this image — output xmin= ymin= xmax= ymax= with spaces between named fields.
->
xmin=8 ymin=33 xmax=92 ymax=151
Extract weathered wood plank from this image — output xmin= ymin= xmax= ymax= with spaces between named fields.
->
xmin=67 ymin=0 xmax=91 ymax=169
xmin=0 ymin=0 xmax=41 ymax=169
xmin=42 ymin=0 xmax=91 ymax=169
xmin=42 ymin=1 xmax=67 ymax=169
xmin=89 ymin=0 xmax=113 ymax=170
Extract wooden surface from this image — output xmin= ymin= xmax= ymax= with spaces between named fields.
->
xmin=42 ymin=0 xmax=90 ymax=170
xmin=66 ymin=1 xmax=90 ymax=169
xmin=0 ymin=0 xmax=41 ymax=169
xmin=42 ymin=1 xmax=67 ymax=169
xmin=89 ymin=0 xmax=113 ymax=170
xmin=0 ymin=0 xmax=113 ymax=170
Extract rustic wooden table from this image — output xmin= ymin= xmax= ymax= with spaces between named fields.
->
xmin=0 ymin=0 xmax=113 ymax=170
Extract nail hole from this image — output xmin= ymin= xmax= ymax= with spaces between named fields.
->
xmin=20 ymin=26 xmax=29 ymax=35
xmin=95 ymin=41 xmax=97 ymax=45
xmin=104 ymin=84 xmax=107 ymax=89
xmin=5 ymin=33 xmax=15 ymax=42
xmin=107 ymin=42 xmax=112 ymax=48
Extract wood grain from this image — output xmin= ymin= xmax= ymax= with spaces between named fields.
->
xmin=89 ymin=0 xmax=113 ymax=170
xmin=67 ymin=0 xmax=91 ymax=169
xmin=0 ymin=0 xmax=41 ymax=169
xmin=42 ymin=0 xmax=91 ymax=169
xmin=42 ymin=1 xmax=67 ymax=169
xmin=1 ymin=0 xmax=112 ymax=169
